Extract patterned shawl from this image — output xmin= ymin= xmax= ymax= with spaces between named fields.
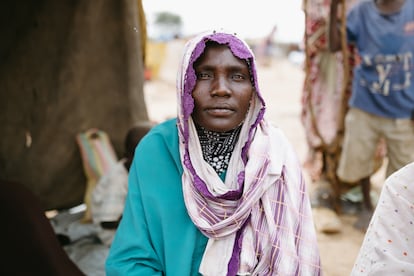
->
xmin=177 ymin=30 xmax=321 ymax=275
xmin=352 ymin=161 xmax=414 ymax=275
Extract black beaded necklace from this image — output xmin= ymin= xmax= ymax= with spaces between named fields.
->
xmin=196 ymin=124 xmax=242 ymax=175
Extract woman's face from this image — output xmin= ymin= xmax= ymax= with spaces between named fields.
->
xmin=191 ymin=44 xmax=253 ymax=132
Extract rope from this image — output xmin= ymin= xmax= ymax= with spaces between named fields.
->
xmin=326 ymin=0 xmax=350 ymax=212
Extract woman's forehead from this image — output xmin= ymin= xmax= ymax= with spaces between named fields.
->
xmin=194 ymin=43 xmax=248 ymax=67
xmin=189 ymin=33 xmax=253 ymax=64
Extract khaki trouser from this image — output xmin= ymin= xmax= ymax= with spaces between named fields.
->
xmin=337 ymin=108 xmax=414 ymax=183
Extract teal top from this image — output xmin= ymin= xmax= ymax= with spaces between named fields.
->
xmin=105 ymin=118 xmax=208 ymax=276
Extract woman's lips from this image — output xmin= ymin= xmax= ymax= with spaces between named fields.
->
xmin=206 ymin=107 xmax=234 ymax=116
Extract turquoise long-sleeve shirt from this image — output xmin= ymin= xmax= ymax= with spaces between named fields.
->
xmin=106 ymin=119 xmax=208 ymax=275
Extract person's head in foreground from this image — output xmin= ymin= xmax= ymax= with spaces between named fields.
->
xmin=106 ymin=30 xmax=321 ymax=276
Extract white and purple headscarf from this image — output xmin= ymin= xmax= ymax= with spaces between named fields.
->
xmin=177 ymin=30 xmax=321 ymax=275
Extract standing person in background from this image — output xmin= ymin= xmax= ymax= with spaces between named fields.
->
xmin=256 ymin=25 xmax=277 ymax=66
xmin=329 ymin=0 xmax=414 ymax=230
xmin=352 ymin=161 xmax=414 ymax=274
xmin=106 ymin=30 xmax=321 ymax=275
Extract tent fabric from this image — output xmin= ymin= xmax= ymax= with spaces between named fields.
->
xmin=0 ymin=0 xmax=148 ymax=210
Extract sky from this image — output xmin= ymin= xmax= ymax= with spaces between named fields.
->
xmin=142 ymin=0 xmax=305 ymax=43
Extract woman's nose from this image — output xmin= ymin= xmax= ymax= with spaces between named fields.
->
xmin=211 ymin=76 xmax=231 ymax=96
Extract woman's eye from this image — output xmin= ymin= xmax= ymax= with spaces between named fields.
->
xmin=197 ymin=72 xmax=212 ymax=79
xmin=232 ymin=73 xmax=245 ymax=80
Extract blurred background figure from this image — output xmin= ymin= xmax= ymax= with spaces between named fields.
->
xmin=256 ymin=25 xmax=278 ymax=66
xmin=329 ymin=0 xmax=414 ymax=231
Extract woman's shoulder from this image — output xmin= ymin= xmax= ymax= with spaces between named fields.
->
xmin=139 ymin=118 xmax=177 ymax=146
xmin=136 ymin=118 xmax=181 ymax=167
xmin=150 ymin=118 xmax=177 ymax=135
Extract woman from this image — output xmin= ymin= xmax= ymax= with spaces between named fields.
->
xmin=106 ymin=30 xmax=321 ymax=275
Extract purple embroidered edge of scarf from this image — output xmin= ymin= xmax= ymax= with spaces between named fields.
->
xmin=182 ymin=32 xmax=266 ymax=201
xmin=227 ymin=216 xmax=248 ymax=276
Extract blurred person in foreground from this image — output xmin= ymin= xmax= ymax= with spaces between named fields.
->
xmin=105 ymin=30 xmax=321 ymax=275
xmin=0 ymin=180 xmax=85 ymax=276
xmin=329 ymin=0 xmax=414 ymax=230
xmin=352 ymin=161 xmax=414 ymax=274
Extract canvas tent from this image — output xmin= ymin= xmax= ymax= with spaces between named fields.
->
xmin=0 ymin=0 xmax=148 ymax=210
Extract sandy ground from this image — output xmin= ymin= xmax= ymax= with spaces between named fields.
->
xmin=143 ymin=39 xmax=384 ymax=275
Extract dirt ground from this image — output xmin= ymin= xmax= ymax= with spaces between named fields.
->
xmin=143 ymin=40 xmax=384 ymax=276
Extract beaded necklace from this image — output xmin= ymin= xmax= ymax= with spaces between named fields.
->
xmin=196 ymin=124 xmax=242 ymax=175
